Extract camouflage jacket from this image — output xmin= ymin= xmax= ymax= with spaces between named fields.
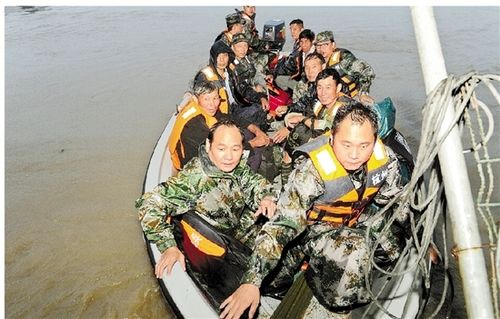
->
xmin=240 ymin=12 xmax=262 ymax=51
xmin=327 ymin=48 xmax=375 ymax=94
xmin=136 ymin=145 xmax=277 ymax=253
xmin=232 ymin=56 xmax=267 ymax=104
xmin=273 ymin=50 xmax=302 ymax=80
xmin=241 ymin=142 xmax=407 ymax=287
xmin=289 ymin=80 xmax=317 ymax=116
xmin=312 ymin=95 xmax=355 ymax=132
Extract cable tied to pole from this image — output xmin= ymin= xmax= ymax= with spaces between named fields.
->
xmin=361 ymin=72 xmax=500 ymax=319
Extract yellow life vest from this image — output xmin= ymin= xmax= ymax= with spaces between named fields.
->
xmin=327 ymin=50 xmax=359 ymax=98
xmin=167 ymin=100 xmax=218 ymax=170
xmin=299 ymin=135 xmax=389 ymax=226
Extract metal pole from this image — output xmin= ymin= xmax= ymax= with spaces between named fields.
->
xmin=410 ymin=7 xmax=494 ymax=319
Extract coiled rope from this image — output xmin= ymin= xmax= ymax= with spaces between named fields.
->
xmin=363 ymin=72 xmax=500 ymax=319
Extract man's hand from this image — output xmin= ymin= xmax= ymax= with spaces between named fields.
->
xmin=255 ymin=196 xmax=277 ymax=218
xmin=155 ymin=246 xmax=186 ymax=278
xmin=271 ymin=127 xmax=290 ymax=144
xmin=285 ymin=114 xmax=304 ymax=128
xmin=220 ymin=284 xmax=260 ymax=319
xmin=275 ymin=105 xmax=288 ymax=117
xmin=249 ymin=133 xmax=271 ymax=148
xmin=260 ymin=97 xmax=269 ymax=111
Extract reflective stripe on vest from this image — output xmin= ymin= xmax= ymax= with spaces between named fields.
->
xmin=300 ymin=135 xmax=389 ymax=225
xmin=201 ymin=67 xmax=229 ymax=114
xmin=167 ymin=100 xmax=218 ymax=170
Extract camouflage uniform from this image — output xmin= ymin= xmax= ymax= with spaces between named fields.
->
xmin=289 ymin=80 xmax=318 ymax=116
xmin=231 ymin=49 xmax=268 ymax=103
xmin=292 ymin=78 xmax=309 ymax=103
xmin=316 ymin=31 xmax=375 ymax=96
xmin=286 ymin=96 xmax=355 ymax=153
xmin=238 ymin=10 xmax=270 ymax=80
xmin=241 ymin=136 xmax=408 ymax=311
xmin=328 ymin=48 xmax=375 ymax=96
xmin=136 ymin=145 xmax=277 ymax=253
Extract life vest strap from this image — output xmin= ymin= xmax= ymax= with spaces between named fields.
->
xmin=307 ymin=207 xmax=364 ymax=227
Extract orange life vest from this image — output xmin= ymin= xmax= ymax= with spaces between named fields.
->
xmin=327 ymin=50 xmax=359 ymax=98
xmin=297 ymin=135 xmax=389 ymax=226
xmin=167 ymin=100 xmax=218 ymax=170
xmin=200 ymin=66 xmax=230 ymax=114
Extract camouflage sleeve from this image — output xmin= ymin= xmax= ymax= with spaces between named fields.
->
xmin=371 ymin=147 xmax=411 ymax=260
xmin=374 ymin=147 xmax=404 ymax=206
xmin=241 ymin=169 xmax=278 ymax=210
xmin=289 ymin=90 xmax=317 ymax=116
xmin=292 ymin=80 xmax=308 ymax=103
xmin=135 ymin=166 xmax=201 ymax=253
xmin=241 ymin=158 xmax=325 ymax=286
xmin=339 ymin=50 xmax=375 ymax=94
xmin=234 ymin=63 xmax=266 ymax=104
xmin=340 ymin=50 xmax=375 ymax=94
xmin=350 ymin=58 xmax=375 ymax=94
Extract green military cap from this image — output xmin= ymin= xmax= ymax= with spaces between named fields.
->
xmin=226 ymin=12 xmax=243 ymax=27
xmin=231 ymin=32 xmax=249 ymax=45
xmin=315 ymin=30 xmax=335 ymax=44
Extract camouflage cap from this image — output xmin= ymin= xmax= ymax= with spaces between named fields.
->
xmin=315 ymin=31 xmax=335 ymax=44
xmin=226 ymin=12 xmax=243 ymax=27
xmin=231 ymin=32 xmax=249 ymax=45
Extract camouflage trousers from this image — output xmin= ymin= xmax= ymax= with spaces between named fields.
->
xmin=303 ymin=223 xmax=373 ymax=310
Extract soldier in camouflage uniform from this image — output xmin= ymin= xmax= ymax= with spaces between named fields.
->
xmin=230 ymin=33 xmax=269 ymax=113
xmin=238 ymin=6 xmax=270 ymax=81
xmin=214 ymin=12 xmax=244 ymax=52
xmin=239 ymin=6 xmax=258 ymax=48
xmin=220 ymin=103 xmax=409 ymax=319
xmin=315 ymin=30 xmax=375 ymax=105
xmin=285 ymin=68 xmax=354 ymax=154
xmin=137 ymin=120 xmax=278 ymax=304
xmin=273 ymin=29 xmax=315 ymax=92
xmin=289 ymin=52 xmax=325 ymax=114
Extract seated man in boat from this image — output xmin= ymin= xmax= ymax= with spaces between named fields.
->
xmin=272 ymin=29 xmax=315 ymax=92
xmin=230 ymin=32 xmax=270 ymax=115
xmin=167 ymin=80 xmax=229 ymax=172
xmin=285 ymin=51 xmax=325 ymax=117
xmin=237 ymin=5 xmax=269 ymax=74
xmin=194 ymin=40 xmax=272 ymax=173
xmin=220 ymin=102 xmax=410 ymax=319
xmin=277 ymin=68 xmax=353 ymax=186
xmin=288 ymin=18 xmax=304 ymax=55
xmin=315 ymin=30 xmax=375 ymax=105
xmin=169 ymin=79 xmax=270 ymax=174
xmin=195 ymin=40 xmax=270 ymax=135
xmin=266 ymin=52 xmax=326 ymax=187
xmin=138 ymin=120 xmax=278 ymax=308
xmin=214 ymin=12 xmax=244 ymax=55
xmin=283 ymin=68 xmax=414 ymax=185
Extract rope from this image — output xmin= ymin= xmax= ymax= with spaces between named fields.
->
xmin=361 ymin=72 xmax=500 ymax=318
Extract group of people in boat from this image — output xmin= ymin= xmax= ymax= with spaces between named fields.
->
xmin=137 ymin=6 xmax=416 ymax=318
